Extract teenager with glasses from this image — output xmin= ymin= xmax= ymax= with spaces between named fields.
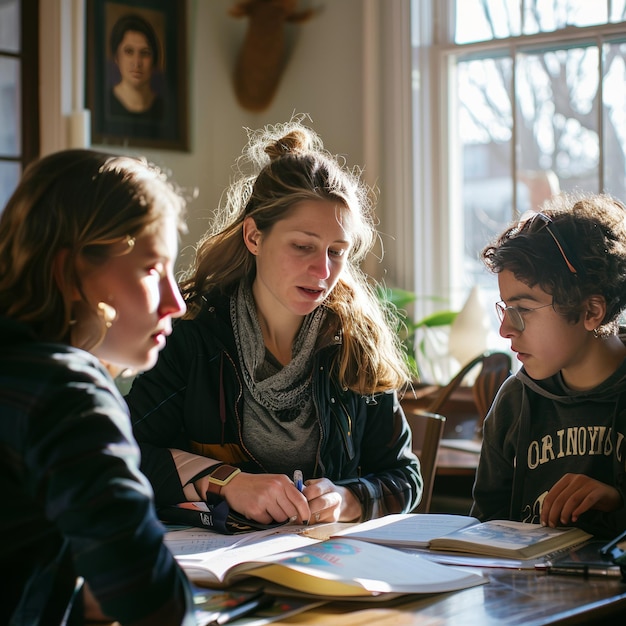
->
xmin=471 ymin=193 xmax=626 ymax=539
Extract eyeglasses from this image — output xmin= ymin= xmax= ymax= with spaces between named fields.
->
xmin=518 ymin=212 xmax=581 ymax=276
xmin=495 ymin=300 xmax=553 ymax=332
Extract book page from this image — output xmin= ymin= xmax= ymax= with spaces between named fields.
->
xmin=412 ymin=547 xmax=541 ymax=569
xmin=165 ymin=522 xmax=320 ymax=556
xmin=166 ymin=528 xmax=250 ymax=555
xmin=167 ymin=527 xmax=320 ymax=585
xmin=429 ymin=520 xmax=592 ymax=559
xmin=433 ymin=520 xmax=586 ymax=550
xmin=330 ymin=513 xmax=479 ymax=547
xmin=226 ymin=538 xmax=486 ymax=596
xmin=166 ymin=527 xmax=486 ymax=596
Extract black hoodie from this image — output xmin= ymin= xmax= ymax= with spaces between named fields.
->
xmin=471 ymin=344 xmax=626 ymax=538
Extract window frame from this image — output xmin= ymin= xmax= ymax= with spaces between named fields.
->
xmin=0 ymin=0 xmax=39 ymax=175
xmin=21 ymin=0 xmax=40 ymax=167
xmin=407 ymin=0 xmax=626 ymax=314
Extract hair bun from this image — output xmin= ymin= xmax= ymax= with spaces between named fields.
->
xmin=265 ymin=129 xmax=311 ymax=161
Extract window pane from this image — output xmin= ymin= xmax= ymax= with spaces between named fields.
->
xmin=425 ymin=2 xmax=626 ymax=365
xmin=454 ymin=1 xmax=612 ymax=43
xmin=610 ymin=0 xmax=626 ymax=21
xmin=523 ymin=0 xmax=607 ymax=35
xmin=455 ymin=0 xmax=521 ymax=44
xmin=0 ymin=160 xmax=20 ymax=214
xmin=603 ymin=40 xmax=626 ymax=199
xmin=0 ymin=56 xmax=20 ymax=156
xmin=458 ymin=56 xmax=515 ymax=288
xmin=517 ymin=45 xmax=600 ymax=196
xmin=0 ymin=0 xmax=20 ymax=53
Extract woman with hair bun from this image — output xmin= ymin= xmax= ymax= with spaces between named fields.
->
xmin=127 ymin=117 xmax=422 ymax=526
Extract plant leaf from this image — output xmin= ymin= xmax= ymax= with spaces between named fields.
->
xmin=412 ymin=310 xmax=458 ymax=328
xmin=376 ymin=286 xmax=416 ymax=310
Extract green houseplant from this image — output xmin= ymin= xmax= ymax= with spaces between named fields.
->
xmin=377 ymin=286 xmax=458 ymax=382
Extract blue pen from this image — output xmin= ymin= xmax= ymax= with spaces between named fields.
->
xmin=293 ymin=469 xmax=304 ymax=492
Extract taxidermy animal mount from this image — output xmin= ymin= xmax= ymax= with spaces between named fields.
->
xmin=230 ymin=0 xmax=317 ymax=111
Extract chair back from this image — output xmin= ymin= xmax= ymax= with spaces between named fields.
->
xmin=471 ymin=351 xmax=512 ymax=436
xmin=426 ymin=350 xmax=512 ymax=436
xmin=403 ymin=409 xmax=446 ymax=514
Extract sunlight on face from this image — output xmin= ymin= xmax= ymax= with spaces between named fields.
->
xmin=497 ymin=269 xmax=587 ymax=381
xmin=83 ymin=215 xmax=185 ymax=371
xmin=248 ymin=200 xmax=354 ymax=321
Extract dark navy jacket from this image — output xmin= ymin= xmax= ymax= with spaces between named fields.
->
xmin=127 ymin=291 xmax=422 ymax=520
xmin=0 ymin=316 xmax=194 ymax=625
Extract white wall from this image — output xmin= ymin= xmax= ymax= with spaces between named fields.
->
xmin=40 ymin=0 xmax=414 ymax=287
xmin=162 ymin=0 xmax=368 ymax=269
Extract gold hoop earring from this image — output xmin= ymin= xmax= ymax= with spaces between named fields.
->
xmin=98 ymin=302 xmax=117 ymax=328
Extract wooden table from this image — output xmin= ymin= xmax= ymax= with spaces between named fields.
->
xmin=437 ymin=445 xmax=480 ymax=477
xmin=93 ymin=566 xmax=626 ymax=625
xmin=262 ymin=566 xmax=626 ymax=625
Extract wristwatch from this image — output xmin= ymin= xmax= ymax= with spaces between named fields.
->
xmin=206 ymin=464 xmax=241 ymax=497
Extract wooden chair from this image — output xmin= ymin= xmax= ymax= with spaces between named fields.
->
xmin=403 ymin=409 xmax=446 ymax=514
xmin=470 ymin=351 xmax=513 ymax=436
xmin=427 ymin=350 xmax=512 ymax=438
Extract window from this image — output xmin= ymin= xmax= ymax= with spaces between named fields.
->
xmin=413 ymin=0 xmax=626 ymax=306
xmin=0 ymin=0 xmax=39 ymax=211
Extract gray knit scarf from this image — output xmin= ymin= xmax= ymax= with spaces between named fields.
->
xmin=231 ymin=282 xmax=325 ymax=473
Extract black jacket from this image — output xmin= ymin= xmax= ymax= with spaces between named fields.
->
xmin=0 ymin=316 xmax=194 ymax=625
xmin=127 ymin=291 xmax=422 ymax=519
xmin=471 ymin=355 xmax=626 ymax=538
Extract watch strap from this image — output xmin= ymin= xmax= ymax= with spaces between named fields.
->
xmin=206 ymin=464 xmax=241 ymax=497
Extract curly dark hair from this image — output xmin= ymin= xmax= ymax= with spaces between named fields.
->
xmin=481 ymin=192 xmax=626 ymax=336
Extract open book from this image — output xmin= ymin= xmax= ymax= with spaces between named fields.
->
xmin=333 ymin=513 xmax=592 ymax=560
xmin=429 ymin=519 xmax=592 ymax=560
xmin=332 ymin=513 xmax=478 ymax=548
xmin=165 ymin=525 xmax=485 ymax=598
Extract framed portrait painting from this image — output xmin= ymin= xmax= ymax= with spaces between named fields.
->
xmin=86 ymin=0 xmax=189 ymax=151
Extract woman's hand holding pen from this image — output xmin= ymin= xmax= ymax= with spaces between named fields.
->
xmin=300 ymin=477 xmax=362 ymax=524
xmin=217 ymin=471 xmax=362 ymax=525
xmin=220 ymin=472 xmax=310 ymax=525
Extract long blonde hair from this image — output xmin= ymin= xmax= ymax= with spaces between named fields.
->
xmin=180 ymin=118 xmax=410 ymax=394
xmin=0 ymin=149 xmax=187 ymax=351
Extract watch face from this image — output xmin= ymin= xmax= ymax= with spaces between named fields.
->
xmin=208 ymin=465 xmax=241 ymax=491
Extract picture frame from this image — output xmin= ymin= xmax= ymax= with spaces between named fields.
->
xmin=85 ymin=0 xmax=189 ymax=151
